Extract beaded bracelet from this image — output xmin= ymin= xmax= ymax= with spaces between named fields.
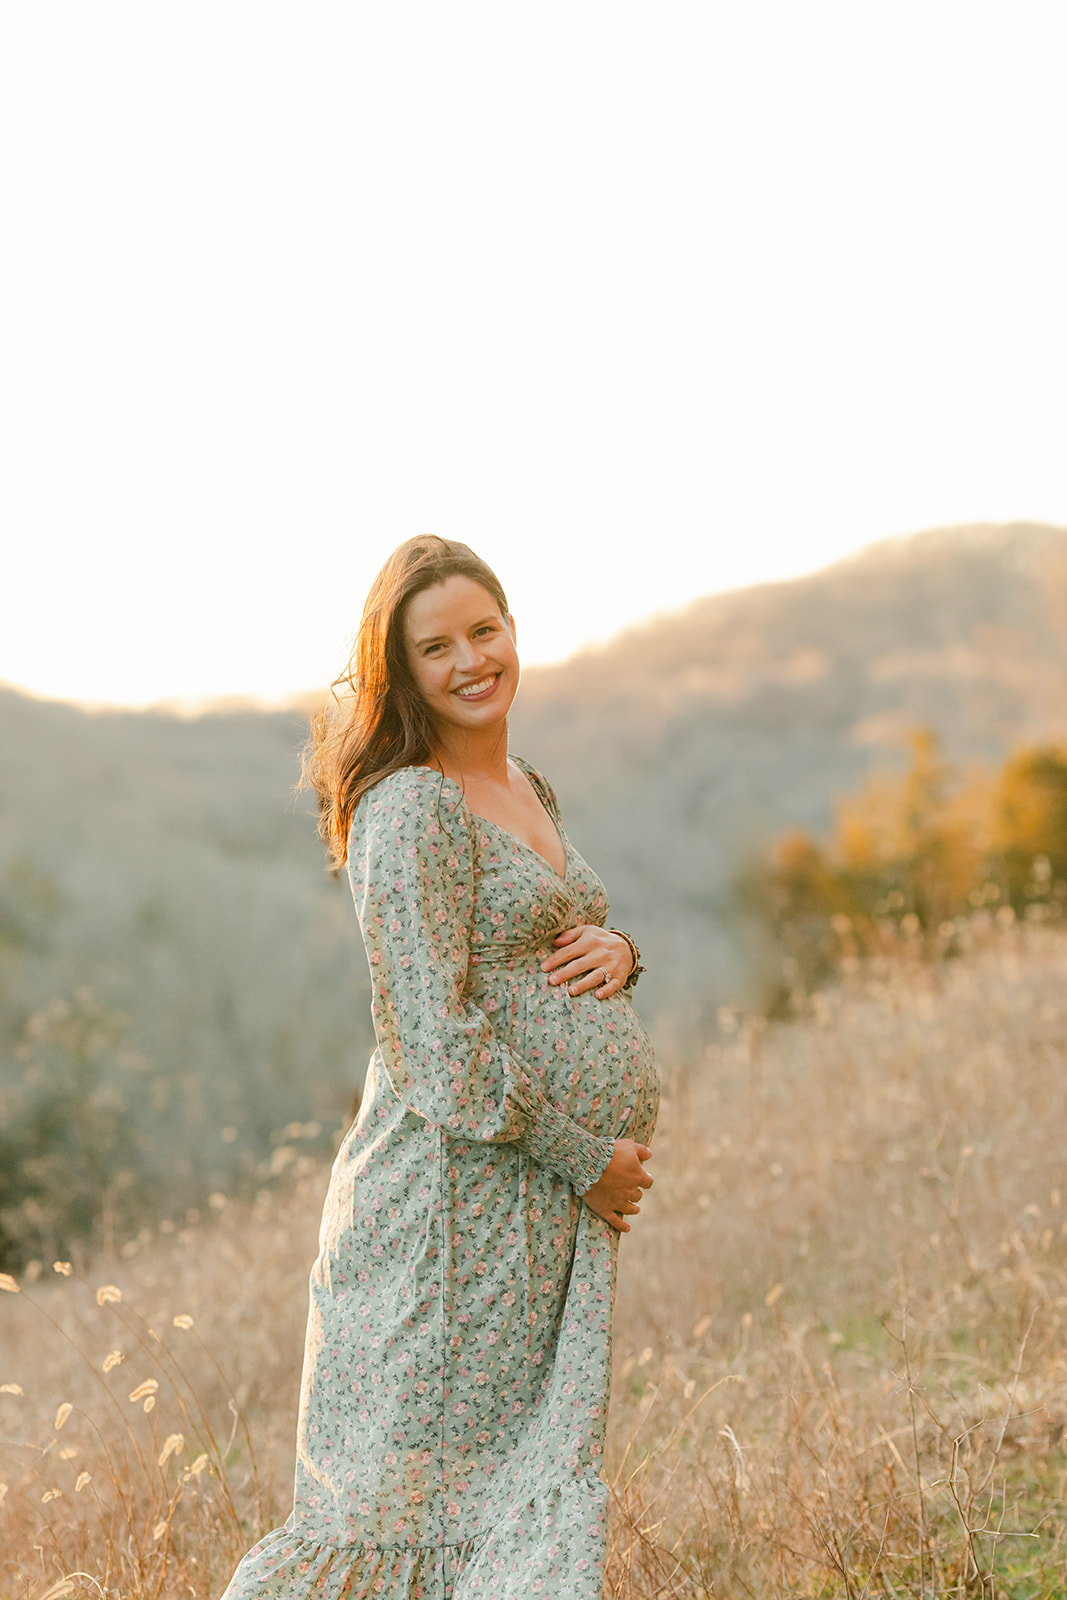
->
xmin=609 ymin=927 xmax=646 ymax=991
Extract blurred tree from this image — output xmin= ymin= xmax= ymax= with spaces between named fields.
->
xmin=0 ymin=989 xmax=155 ymax=1271
xmin=757 ymin=731 xmax=1067 ymax=1000
xmin=993 ymin=748 xmax=1067 ymax=908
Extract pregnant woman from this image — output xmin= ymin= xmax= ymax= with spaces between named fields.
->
xmin=220 ymin=536 xmax=659 ymax=1599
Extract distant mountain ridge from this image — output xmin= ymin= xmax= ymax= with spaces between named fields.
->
xmin=519 ymin=521 xmax=1067 ymax=753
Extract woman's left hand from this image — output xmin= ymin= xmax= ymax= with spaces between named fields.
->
xmin=541 ymin=925 xmax=634 ymax=999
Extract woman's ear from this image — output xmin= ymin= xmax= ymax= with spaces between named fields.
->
xmin=506 ymin=611 xmax=516 ymax=640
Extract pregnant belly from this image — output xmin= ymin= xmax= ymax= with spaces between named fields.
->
xmin=480 ymin=971 xmax=660 ymax=1144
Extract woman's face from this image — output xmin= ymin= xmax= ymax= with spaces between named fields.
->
xmin=403 ymin=576 xmax=519 ymax=738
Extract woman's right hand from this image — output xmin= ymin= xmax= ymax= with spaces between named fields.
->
xmin=582 ymin=1139 xmax=653 ymax=1232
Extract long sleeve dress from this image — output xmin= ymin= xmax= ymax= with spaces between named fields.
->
xmin=220 ymin=758 xmax=660 ymax=1600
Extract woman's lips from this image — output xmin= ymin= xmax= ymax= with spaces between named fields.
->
xmin=453 ymin=673 xmax=500 ymax=701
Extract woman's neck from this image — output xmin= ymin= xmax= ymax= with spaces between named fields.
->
xmin=430 ymin=724 xmax=511 ymax=787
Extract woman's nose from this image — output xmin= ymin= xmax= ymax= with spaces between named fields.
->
xmin=455 ymin=638 xmax=487 ymax=672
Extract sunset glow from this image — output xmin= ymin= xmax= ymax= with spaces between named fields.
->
xmin=3 ymin=3 xmax=1065 ymax=707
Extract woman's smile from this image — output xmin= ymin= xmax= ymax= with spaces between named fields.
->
xmin=453 ymin=673 xmax=500 ymax=701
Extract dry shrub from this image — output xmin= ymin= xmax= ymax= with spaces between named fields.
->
xmin=3 ymin=924 xmax=1067 ymax=1596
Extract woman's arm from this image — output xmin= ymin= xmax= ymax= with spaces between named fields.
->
xmin=349 ymin=769 xmax=615 ymax=1194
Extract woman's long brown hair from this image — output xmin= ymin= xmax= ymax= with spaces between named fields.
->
xmin=303 ymin=536 xmax=510 ymax=869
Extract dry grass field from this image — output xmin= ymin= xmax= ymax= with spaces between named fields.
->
xmin=3 ymin=918 xmax=1067 ymax=1598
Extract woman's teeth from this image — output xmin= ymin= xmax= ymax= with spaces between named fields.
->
xmin=455 ymin=675 xmax=496 ymax=698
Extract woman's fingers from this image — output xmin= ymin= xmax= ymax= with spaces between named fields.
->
xmin=574 ymin=968 xmax=615 ymax=996
xmin=543 ymin=953 xmax=618 ymax=990
xmin=541 ymin=926 xmax=586 ymax=968
xmin=542 ymin=949 xmax=599 ymax=978
xmin=540 ymin=926 xmax=632 ymax=1000
xmin=587 ymin=1197 xmax=629 ymax=1231
xmin=582 ymin=1139 xmax=655 ymax=1232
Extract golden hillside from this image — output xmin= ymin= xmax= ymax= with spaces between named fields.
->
xmin=3 ymin=919 xmax=1065 ymax=1595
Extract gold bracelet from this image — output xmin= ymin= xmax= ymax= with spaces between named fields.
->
xmin=609 ymin=927 xmax=645 ymax=990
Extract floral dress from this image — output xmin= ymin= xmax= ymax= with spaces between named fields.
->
xmin=220 ymin=759 xmax=659 ymax=1599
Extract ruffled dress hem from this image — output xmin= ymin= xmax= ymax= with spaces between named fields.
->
xmin=220 ymin=1478 xmax=609 ymax=1599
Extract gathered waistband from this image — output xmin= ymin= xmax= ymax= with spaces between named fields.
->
xmin=467 ymin=949 xmax=543 ymax=971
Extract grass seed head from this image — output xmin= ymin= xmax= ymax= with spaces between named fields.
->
xmin=157 ymin=1433 xmax=184 ymax=1467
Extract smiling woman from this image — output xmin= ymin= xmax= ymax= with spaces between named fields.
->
xmin=219 ymin=536 xmax=658 ymax=1600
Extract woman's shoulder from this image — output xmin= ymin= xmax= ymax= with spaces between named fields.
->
xmin=352 ymin=765 xmax=466 ymax=839
xmin=364 ymin=763 xmax=441 ymax=798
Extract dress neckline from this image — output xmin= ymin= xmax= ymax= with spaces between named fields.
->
xmin=420 ymin=764 xmax=570 ymax=884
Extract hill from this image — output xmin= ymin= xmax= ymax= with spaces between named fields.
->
xmin=2 ymin=521 xmax=1065 ymax=1255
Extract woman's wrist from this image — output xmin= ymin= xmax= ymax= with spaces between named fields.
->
xmin=519 ymin=1096 xmax=616 ymax=1194
xmin=609 ymin=928 xmax=645 ymax=990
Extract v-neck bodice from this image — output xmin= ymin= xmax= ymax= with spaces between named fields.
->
xmin=420 ymin=758 xmax=569 ymax=883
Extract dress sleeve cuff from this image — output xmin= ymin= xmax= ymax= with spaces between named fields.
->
xmin=516 ymin=1098 xmax=616 ymax=1194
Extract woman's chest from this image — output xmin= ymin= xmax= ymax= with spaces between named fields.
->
xmin=467 ymin=825 xmax=609 ymax=953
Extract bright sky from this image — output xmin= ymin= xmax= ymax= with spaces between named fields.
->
xmin=3 ymin=3 xmax=1065 ymax=707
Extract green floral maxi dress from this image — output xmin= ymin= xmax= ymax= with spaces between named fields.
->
xmin=220 ymin=760 xmax=659 ymax=1599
